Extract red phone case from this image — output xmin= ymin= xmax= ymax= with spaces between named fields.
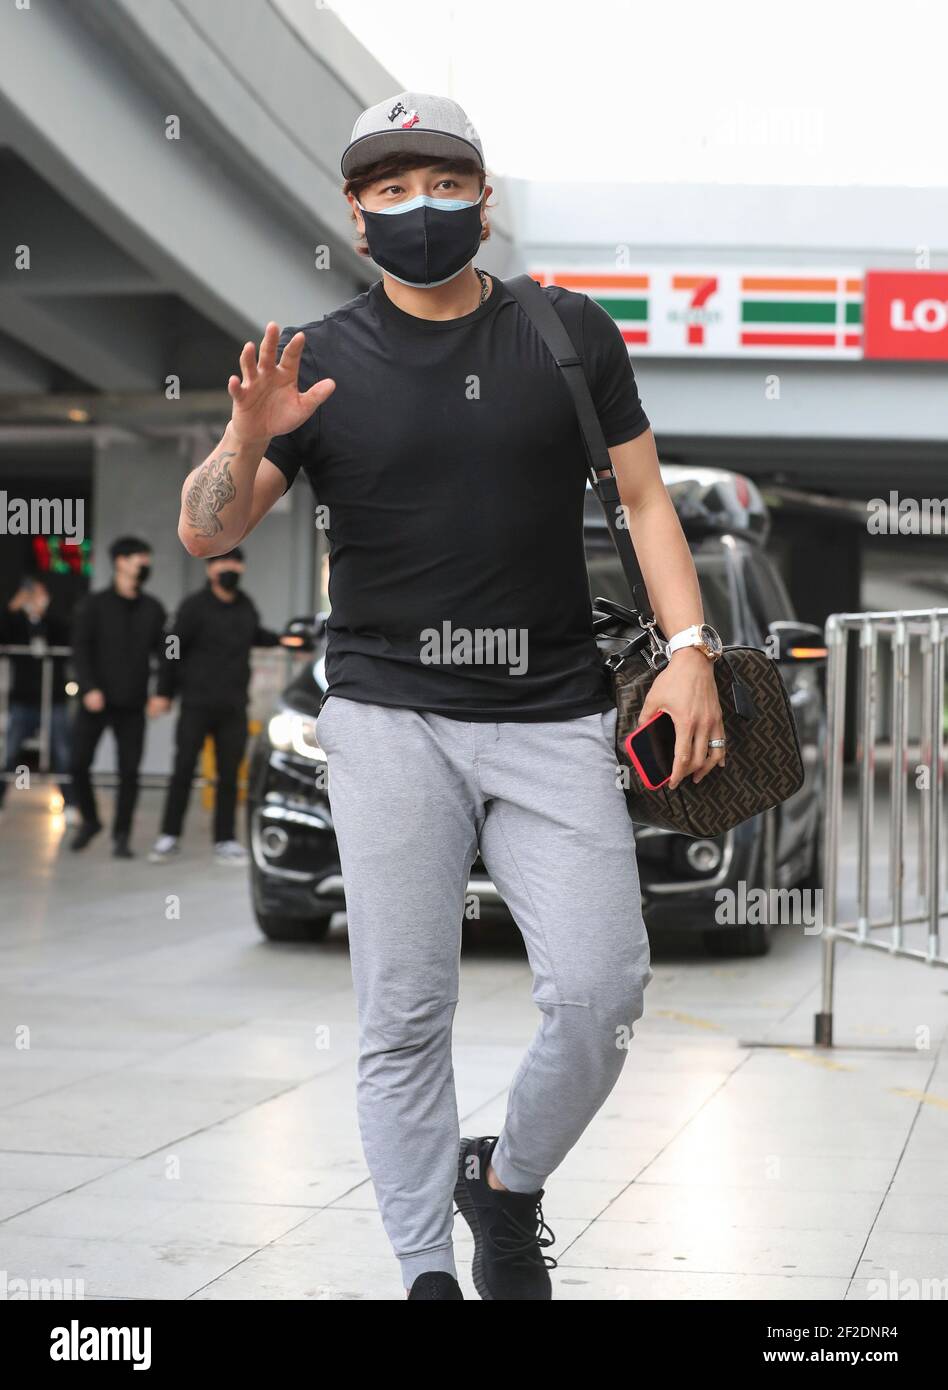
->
xmin=623 ymin=708 xmax=674 ymax=791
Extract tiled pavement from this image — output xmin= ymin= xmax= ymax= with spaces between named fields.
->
xmin=1 ymin=788 xmax=946 ymax=1300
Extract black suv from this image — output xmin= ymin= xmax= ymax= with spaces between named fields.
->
xmin=248 ymin=466 xmax=825 ymax=956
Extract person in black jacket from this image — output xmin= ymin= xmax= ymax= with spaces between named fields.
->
xmin=149 ymin=548 xmax=284 ymax=865
xmin=0 ymin=576 xmax=75 ymax=814
xmin=70 ymin=537 xmax=168 ymax=857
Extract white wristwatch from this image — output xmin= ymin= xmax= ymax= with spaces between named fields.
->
xmin=664 ymin=623 xmax=724 ymax=661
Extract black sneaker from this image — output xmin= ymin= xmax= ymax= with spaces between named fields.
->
xmin=112 ymin=836 xmax=134 ymax=859
xmin=454 ymin=1135 xmax=556 ymax=1300
xmin=407 ymin=1271 xmax=464 ymax=1300
xmin=70 ymin=821 xmax=102 ymax=852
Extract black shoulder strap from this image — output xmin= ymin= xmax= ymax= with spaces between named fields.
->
xmin=505 ymin=272 xmax=654 ymax=625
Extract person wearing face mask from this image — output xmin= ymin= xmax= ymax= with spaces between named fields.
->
xmin=0 ymin=576 xmax=75 ymax=818
xmin=173 ymin=93 xmax=725 ymax=1300
xmin=70 ymin=537 xmax=168 ymax=857
xmin=149 ymin=549 xmax=285 ymax=866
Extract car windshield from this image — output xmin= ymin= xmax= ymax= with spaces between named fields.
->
xmin=585 ymin=542 xmax=736 ymax=643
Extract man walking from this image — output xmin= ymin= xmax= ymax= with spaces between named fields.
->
xmin=70 ymin=537 xmax=167 ymax=857
xmin=175 ymin=94 xmax=724 ymax=1299
xmin=149 ymin=548 xmax=284 ymax=866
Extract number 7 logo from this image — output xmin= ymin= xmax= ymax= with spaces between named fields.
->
xmin=672 ymin=275 xmax=719 ymax=347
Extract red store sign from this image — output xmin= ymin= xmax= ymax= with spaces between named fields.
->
xmin=863 ymin=270 xmax=948 ymax=360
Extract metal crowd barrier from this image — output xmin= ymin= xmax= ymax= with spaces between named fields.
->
xmin=0 ymin=643 xmax=72 ymax=774
xmin=816 ymin=608 xmax=948 ymax=1046
xmin=0 ymin=643 xmax=300 ymax=788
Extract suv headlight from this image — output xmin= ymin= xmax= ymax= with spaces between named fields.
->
xmin=267 ymin=708 xmax=327 ymax=762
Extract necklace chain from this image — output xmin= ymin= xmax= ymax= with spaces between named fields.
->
xmin=474 ymin=266 xmax=490 ymax=306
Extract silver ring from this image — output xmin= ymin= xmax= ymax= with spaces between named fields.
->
xmin=708 ymin=738 xmax=726 ymax=749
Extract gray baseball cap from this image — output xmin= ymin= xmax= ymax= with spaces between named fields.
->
xmin=340 ymin=92 xmax=485 ymax=179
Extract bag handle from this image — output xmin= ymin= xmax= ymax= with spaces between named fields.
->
xmin=505 ymin=273 xmax=658 ymax=629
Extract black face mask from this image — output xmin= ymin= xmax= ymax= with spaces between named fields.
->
xmin=134 ymin=563 xmax=151 ymax=587
xmin=216 ymin=570 xmax=241 ymax=592
xmin=356 ymin=192 xmax=485 ymax=288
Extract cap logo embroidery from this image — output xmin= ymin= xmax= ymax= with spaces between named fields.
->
xmin=387 ymin=101 xmax=420 ymax=129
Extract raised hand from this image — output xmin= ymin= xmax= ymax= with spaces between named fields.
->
xmin=228 ymin=323 xmax=335 ymax=445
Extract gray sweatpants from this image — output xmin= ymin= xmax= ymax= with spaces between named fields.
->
xmin=314 ymin=694 xmax=653 ymax=1288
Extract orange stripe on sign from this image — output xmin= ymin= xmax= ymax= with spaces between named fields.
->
xmin=672 ymin=276 xmax=712 ymax=290
xmin=845 ymin=278 xmax=862 ymax=293
xmin=740 ymin=331 xmax=838 ymax=347
xmin=553 ymin=272 xmax=650 ymax=290
xmin=742 ymin=277 xmax=839 ymax=293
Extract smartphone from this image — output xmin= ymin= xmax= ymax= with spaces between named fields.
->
xmin=623 ymin=709 xmax=676 ymax=790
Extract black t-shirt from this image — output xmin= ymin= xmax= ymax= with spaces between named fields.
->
xmin=265 ymin=277 xmax=650 ymax=721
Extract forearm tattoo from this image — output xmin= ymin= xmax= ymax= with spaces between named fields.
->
xmin=184 ymin=451 xmax=237 ymax=537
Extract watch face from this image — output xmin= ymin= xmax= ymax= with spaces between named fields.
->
xmin=700 ymin=624 xmax=724 ymax=656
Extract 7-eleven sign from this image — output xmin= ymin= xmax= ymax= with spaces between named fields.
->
xmin=529 ymin=266 xmax=864 ymax=358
